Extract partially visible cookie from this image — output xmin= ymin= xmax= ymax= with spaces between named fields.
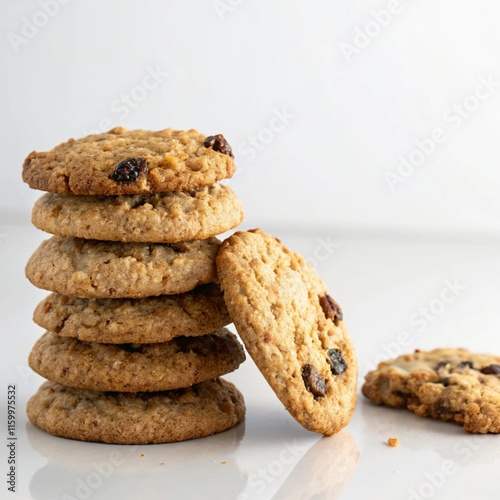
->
xmin=31 ymin=184 xmax=244 ymax=243
xmin=25 ymin=236 xmax=219 ymax=298
xmin=22 ymin=128 xmax=235 ymax=195
xmin=28 ymin=329 xmax=245 ymax=392
xmin=362 ymin=348 xmax=500 ymax=434
xmin=27 ymin=379 xmax=245 ymax=444
xmin=216 ymin=228 xmax=357 ymax=436
xmin=33 ymin=284 xmax=231 ymax=344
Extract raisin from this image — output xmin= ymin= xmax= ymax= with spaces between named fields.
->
xmin=439 ymin=377 xmax=450 ymax=387
xmin=457 ymin=361 xmax=474 ymax=370
xmin=327 ymin=349 xmax=347 ymax=375
xmin=110 ymin=158 xmax=148 ymax=183
xmin=480 ymin=364 xmax=500 ymax=375
xmin=437 ymin=405 xmax=452 ymax=414
xmin=302 ymin=364 xmax=326 ymax=398
xmin=203 ymin=134 xmax=233 ymax=157
xmin=435 ymin=361 xmax=449 ymax=371
xmin=319 ymin=294 xmax=343 ymax=325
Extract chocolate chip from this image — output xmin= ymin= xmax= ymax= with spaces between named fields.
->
xmin=327 ymin=349 xmax=347 ymax=375
xmin=319 ymin=294 xmax=343 ymax=325
xmin=110 ymin=158 xmax=148 ymax=183
xmin=302 ymin=364 xmax=326 ymax=398
xmin=457 ymin=361 xmax=474 ymax=370
xmin=480 ymin=364 xmax=500 ymax=375
xmin=203 ymin=134 xmax=233 ymax=157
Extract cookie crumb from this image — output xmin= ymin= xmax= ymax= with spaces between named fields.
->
xmin=221 ymin=460 xmax=227 ymax=464
xmin=160 ymin=462 xmax=165 ymax=465
xmin=140 ymin=453 xmax=145 ymax=457
xmin=387 ymin=437 xmax=399 ymax=447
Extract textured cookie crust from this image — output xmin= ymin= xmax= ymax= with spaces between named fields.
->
xmin=25 ymin=236 xmax=219 ymax=298
xmin=27 ymin=379 xmax=245 ymax=444
xmin=31 ymin=184 xmax=244 ymax=243
xmin=362 ymin=348 xmax=500 ymax=433
xmin=22 ymin=127 xmax=235 ymax=195
xmin=33 ymin=284 xmax=231 ymax=344
xmin=216 ymin=229 xmax=357 ymax=435
xmin=28 ymin=329 xmax=245 ymax=392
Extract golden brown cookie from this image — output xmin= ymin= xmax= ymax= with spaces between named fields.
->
xmin=33 ymin=284 xmax=231 ymax=344
xmin=22 ymin=128 xmax=235 ymax=195
xmin=26 ymin=379 xmax=245 ymax=444
xmin=216 ymin=228 xmax=357 ymax=435
xmin=362 ymin=348 xmax=500 ymax=433
xmin=28 ymin=329 xmax=245 ymax=392
xmin=31 ymin=184 xmax=244 ymax=243
xmin=25 ymin=236 xmax=219 ymax=298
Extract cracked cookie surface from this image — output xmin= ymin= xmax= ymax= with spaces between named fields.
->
xmin=27 ymin=378 xmax=245 ymax=444
xmin=22 ymin=127 xmax=235 ymax=195
xmin=29 ymin=329 xmax=245 ymax=392
xmin=216 ymin=228 xmax=357 ymax=435
xmin=362 ymin=348 xmax=500 ymax=433
xmin=33 ymin=284 xmax=231 ymax=343
xmin=25 ymin=236 xmax=219 ymax=298
xmin=32 ymin=183 xmax=244 ymax=243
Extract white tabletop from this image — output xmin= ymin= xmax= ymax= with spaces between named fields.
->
xmin=2 ymin=224 xmax=500 ymax=500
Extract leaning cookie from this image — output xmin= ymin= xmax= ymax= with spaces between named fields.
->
xmin=25 ymin=236 xmax=219 ymax=298
xmin=22 ymin=128 xmax=235 ymax=195
xmin=28 ymin=329 xmax=245 ymax=392
xmin=362 ymin=348 xmax=500 ymax=434
xmin=33 ymin=284 xmax=231 ymax=344
xmin=27 ymin=379 xmax=245 ymax=444
xmin=216 ymin=229 xmax=357 ymax=435
xmin=31 ymin=184 xmax=244 ymax=243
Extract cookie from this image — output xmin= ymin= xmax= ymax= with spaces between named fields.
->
xmin=362 ymin=348 xmax=500 ymax=433
xmin=31 ymin=183 xmax=244 ymax=243
xmin=26 ymin=378 xmax=245 ymax=444
xmin=33 ymin=284 xmax=231 ymax=344
xmin=22 ymin=128 xmax=235 ymax=195
xmin=216 ymin=229 xmax=357 ymax=435
xmin=25 ymin=236 xmax=219 ymax=298
xmin=28 ymin=329 xmax=245 ymax=392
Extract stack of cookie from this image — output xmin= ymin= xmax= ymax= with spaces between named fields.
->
xmin=22 ymin=128 xmax=246 ymax=444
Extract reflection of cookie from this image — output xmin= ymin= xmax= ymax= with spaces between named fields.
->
xmin=362 ymin=348 xmax=500 ymax=433
xmin=25 ymin=236 xmax=219 ymax=298
xmin=274 ymin=432 xmax=359 ymax=500
xmin=33 ymin=284 xmax=231 ymax=344
xmin=216 ymin=229 xmax=357 ymax=435
xmin=22 ymin=127 xmax=235 ymax=195
xmin=28 ymin=329 xmax=245 ymax=392
xmin=27 ymin=379 xmax=245 ymax=444
xmin=32 ymin=184 xmax=244 ymax=243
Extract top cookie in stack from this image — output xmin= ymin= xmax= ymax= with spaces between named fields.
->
xmin=23 ymin=127 xmax=246 ymax=444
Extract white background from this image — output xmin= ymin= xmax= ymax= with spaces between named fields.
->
xmin=3 ymin=2 xmax=500 ymax=499
xmin=2 ymin=0 xmax=500 ymax=234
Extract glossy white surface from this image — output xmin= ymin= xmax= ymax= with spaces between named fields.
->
xmin=1 ymin=224 xmax=500 ymax=499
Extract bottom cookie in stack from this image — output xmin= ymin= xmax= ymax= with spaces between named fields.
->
xmin=27 ymin=379 xmax=245 ymax=445
xmin=26 ymin=285 xmax=246 ymax=444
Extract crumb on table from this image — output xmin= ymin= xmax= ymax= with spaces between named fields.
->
xmin=387 ymin=437 xmax=399 ymax=447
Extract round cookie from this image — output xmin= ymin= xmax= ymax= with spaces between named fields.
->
xmin=22 ymin=127 xmax=235 ymax=195
xmin=25 ymin=236 xmax=219 ymax=298
xmin=26 ymin=378 xmax=245 ymax=444
xmin=33 ymin=284 xmax=231 ymax=344
xmin=31 ymin=184 xmax=244 ymax=243
xmin=362 ymin=348 xmax=500 ymax=434
xmin=28 ymin=329 xmax=245 ymax=392
xmin=216 ymin=228 xmax=357 ymax=436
